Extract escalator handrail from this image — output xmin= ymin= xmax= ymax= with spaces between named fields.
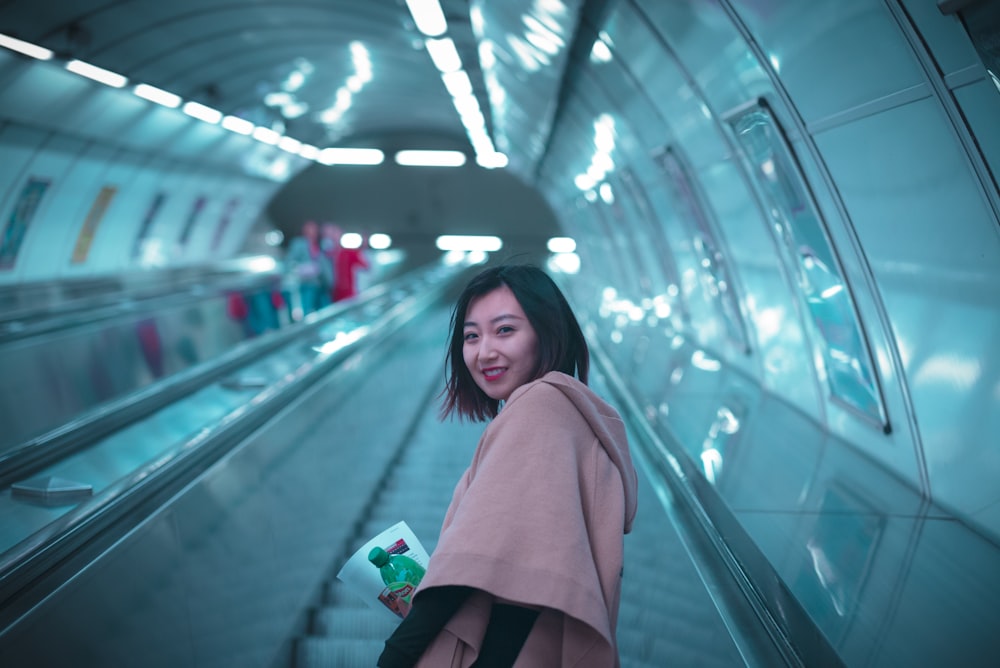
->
xmin=0 ymin=262 xmax=424 ymax=488
xmin=0 ymin=258 xmax=476 ymax=606
xmin=0 ymin=267 xmax=284 ymax=345
xmin=0 ymin=256 xmax=279 ymax=327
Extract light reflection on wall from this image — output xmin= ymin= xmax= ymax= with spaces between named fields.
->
xmin=691 ymin=349 xmax=722 ymax=372
xmin=912 ymin=355 xmax=981 ymax=390
xmin=700 ymin=405 xmax=742 ymax=485
xmin=137 ymin=238 xmax=169 ymax=268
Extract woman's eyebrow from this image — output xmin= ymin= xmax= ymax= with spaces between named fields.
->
xmin=463 ymin=313 xmax=523 ymax=328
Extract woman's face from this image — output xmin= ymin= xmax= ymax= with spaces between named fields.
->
xmin=462 ymin=285 xmax=540 ymax=402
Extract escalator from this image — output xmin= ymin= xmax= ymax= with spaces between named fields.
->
xmin=0 ymin=258 xmax=799 ymax=667
xmin=0 ymin=257 xmax=474 ymax=666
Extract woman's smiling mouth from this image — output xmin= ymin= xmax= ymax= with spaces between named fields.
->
xmin=482 ymin=367 xmax=507 ymax=381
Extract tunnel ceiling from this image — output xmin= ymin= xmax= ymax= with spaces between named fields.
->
xmin=0 ymin=1 xmax=583 ymax=168
xmin=0 ymin=0 xmax=588 ymax=250
xmin=1 ymin=0 xmax=484 ymax=147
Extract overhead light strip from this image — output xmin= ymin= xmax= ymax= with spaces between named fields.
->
xmin=408 ymin=15 xmax=507 ymax=169
xmin=0 ymin=32 xmax=53 ymax=60
xmin=318 ymin=147 xmax=384 ymax=165
xmin=66 ymin=59 xmax=128 ymax=88
xmin=424 ymin=37 xmax=462 ymax=73
xmin=182 ymin=101 xmax=223 ymax=124
xmin=222 ymin=115 xmax=254 ymax=135
xmin=133 ymin=83 xmax=181 ymax=108
xmin=435 ymin=235 xmax=503 ymax=252
xmin=405 ymin=0 xmax=447 ymax=37
xmin=0 ymin=30 xmax=473 ymax=170
xmin=395 ymin=149 xmax=466 ymax=167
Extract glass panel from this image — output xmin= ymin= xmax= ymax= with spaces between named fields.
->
xmin=728 ymin=100 xmax=888 ymax=429
xmin=590 ymin=193 xmax=644 ymax=296
xmin=615 ymin=166 xmax=689 ymax=325
xmin=653 ymin=147 xmax=751 ymax=353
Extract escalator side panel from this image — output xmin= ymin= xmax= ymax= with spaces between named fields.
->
xmin=0 ymin=305 xmax=453 ymax=668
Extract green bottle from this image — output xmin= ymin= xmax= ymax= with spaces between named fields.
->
xmin=368 ymin=546 xmax=425 ymax=614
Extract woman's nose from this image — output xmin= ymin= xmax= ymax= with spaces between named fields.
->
xmin=479 ymin=337 xmax=498 ymax=360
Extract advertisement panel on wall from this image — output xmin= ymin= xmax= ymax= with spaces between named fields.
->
xmin=71 ymin=186 xmax=118 ymax=264
xmin=179 ymin=196 xmax=207 ymax=247
xmin=211 ymin=198 xmax=240 ymax=252
xmin=132 ymin=192 xmax=166 ymax=260
xmin=0 ymin=177 xmax=50 ymax=271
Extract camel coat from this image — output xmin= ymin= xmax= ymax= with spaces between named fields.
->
xmin=414 ymin=371 xmax=638 ymax=667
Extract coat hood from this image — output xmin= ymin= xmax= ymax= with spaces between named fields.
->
xmin=508 ymin=371 xmax=639 ymax=533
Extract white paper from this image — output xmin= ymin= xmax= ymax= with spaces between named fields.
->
xmin=336 ymin=520 xmax=431 ymax=620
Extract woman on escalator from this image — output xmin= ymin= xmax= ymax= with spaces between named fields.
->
xmin=377 ymin=263 xmax=639 ymax=668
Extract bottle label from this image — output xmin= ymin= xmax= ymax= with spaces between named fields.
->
xmin=385 ymin=538 xmax=411 ymax=555
xmin=378 ymin=582 xmax=416 ymax=619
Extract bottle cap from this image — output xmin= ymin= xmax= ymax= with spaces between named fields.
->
xmin=368 ymin=546 xmax=390 ymax=567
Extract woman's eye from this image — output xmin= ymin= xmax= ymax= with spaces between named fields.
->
xmin=463 ymin=332 xmax=478 ymax=342
xmin=497 ymin=326 xmax=513 ymax=335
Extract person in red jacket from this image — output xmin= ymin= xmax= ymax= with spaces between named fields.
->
xmin=320 ymin=222 xmax=342 ymax=304
xmin=332 ymin=232 xmax=370 ymax=302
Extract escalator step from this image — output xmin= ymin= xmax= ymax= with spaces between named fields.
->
xmin=294 ymin=636 xmax=385 ymax=668
xmin=310 ymin=606 xmax=397 ymax=638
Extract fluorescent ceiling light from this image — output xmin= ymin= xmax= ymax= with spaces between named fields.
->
xmin=452 ymin=94 xmax=480 ymax=117
xmin=475 ymin=152 xmax=508 ymax=169
xmin=425 ymin=37 xmax=462 ymax=73
xmin=66 ymin=59 xmax=127 ymax=88
xmin=405 ymin=0 xmax=447 ymax=37
xmin=436 ymin=235 xmax=502 ymax=252
xmin=278 ymin=136 xmax=302 ymax=153
xmin=318 ymin=147 xmax=384 ymax=165
xmin=395 ymin=150 xmax=466 ymax=167
xmin=441 ymin=70 xmax=472 ymax=97
xmin=182 ymin=101 xmax=223 ymax=124
xmin=466 ymin=125 xmax=493 ymax=145
xmin=133 ymin=83 xmax=181 ymax=108
xmin=253 ymin=127 xmax=280 ymax=144
xmin=341 ymin=232 xmax=363 ymax=249
xmin=369 ymin=233 xmax=392 ymax=250
xmin=458 ymin=108 xmax=485 ymax=131
xmin=0 ymin=33 xmax=53 ymax=60
xmin=298 ymin=144 xmax=320 ymax=160
xmin=222 ymin=115 xmax=254 ymax=135
xmin=547 ymin=237 xmax=577 ymax=253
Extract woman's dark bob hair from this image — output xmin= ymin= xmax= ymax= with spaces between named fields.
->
xmin=441 ymin=263 xmax=589 ymax=421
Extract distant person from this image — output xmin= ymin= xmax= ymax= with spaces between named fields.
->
xmin=332 ymin=232 xmax=370 ymax=302
xmin=284 ymin=220 xmax=333 ymax=318
xmin=320 ymin=222 xmax=343 ymax=304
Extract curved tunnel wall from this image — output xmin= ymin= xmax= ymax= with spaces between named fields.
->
xmin=0 ymin=0 xmax=996 ymax=610
xmin=0 ymin=48 xmax=292 ymax=284
xmin=535 ymin=0 xmax=1000 ymax=543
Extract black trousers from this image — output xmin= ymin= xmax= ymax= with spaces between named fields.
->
xmin=377 ymin=586 xmax=539 ymax=668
